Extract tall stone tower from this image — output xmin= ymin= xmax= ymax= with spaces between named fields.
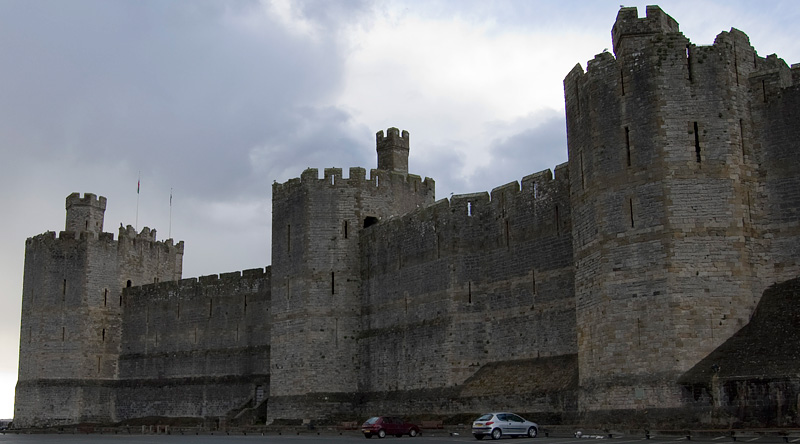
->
xmin=269 ymin=128 xmax=434 ymax=422
xmin=15 ymin=192 xmax=183 ymax=427
xmin=565 ymin=5 xmax=800 ymax=417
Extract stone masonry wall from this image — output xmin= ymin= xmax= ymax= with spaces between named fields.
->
xmin=269 ymin=162 xmax=434 ymax=422
xmin=358 ymin=164 xmax=575 ymax=416
xmin=566 ymin=5 xmax=796 ymax=417
xmin=116 ymin=268 xmax=270 ymax=421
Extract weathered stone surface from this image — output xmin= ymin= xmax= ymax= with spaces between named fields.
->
xmin=14 ymin=5 xmax=800 ymax=429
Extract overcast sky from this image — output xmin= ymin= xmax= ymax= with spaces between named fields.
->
xmin=0 ymin=0 xmax=798 ymax=420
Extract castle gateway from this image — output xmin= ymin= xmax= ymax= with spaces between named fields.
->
xmin=15 ymin=6 xmax=800 ymax=428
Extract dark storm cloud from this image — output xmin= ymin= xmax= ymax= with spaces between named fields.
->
xmin=0 ymin=0 xmax=375 ymax=199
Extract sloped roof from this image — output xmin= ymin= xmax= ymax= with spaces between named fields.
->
xmin=680 ymin=277 xmax=800 ymax=385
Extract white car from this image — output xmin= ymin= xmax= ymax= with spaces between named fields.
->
xmin=472 ymin=412 xmax=538 ymax=440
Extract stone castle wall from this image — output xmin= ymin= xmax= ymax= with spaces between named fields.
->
xmin=268 ymin=162 xmax=435 ymax=421
xmin=114 ymin=268 xmax=270 ymax=421
xmin=15 ymin=193 xmax=185 ymax=427
xmin=565 ymin=5 xmax=800 ymax=417
xmin=14 ymin=6 xmax=800 ymax=429
xmin=353 ymin=165 xmax=575 ymax=418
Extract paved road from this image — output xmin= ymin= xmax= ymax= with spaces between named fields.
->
xmin=0 ymin=431 xmax=796 ymax=444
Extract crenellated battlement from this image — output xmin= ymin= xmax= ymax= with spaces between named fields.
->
xmin=273 ymin=166 xmax=434 ymax=198
xmin=612 ymin=5 xmax=679 ymax=56
xmin=377 ymin=127 xmax=410 ymax=173
xmin=66 ymin=192 xmax=107 ymax=210
xmin=124 ymin=267 xmax=269 ymax=300
xmin=65 ymin=192 xmax=107 ymax=233
xmin=376 ymin=127 xmax=409 ymax=147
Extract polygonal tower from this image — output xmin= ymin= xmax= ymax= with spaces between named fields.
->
xmin=15 ymin=192 xmax=183 ymax=428
xmin=565 ymin=5 xmax=779 ymax=416
xmin=269 ymin=128 xmax=434 ymax=422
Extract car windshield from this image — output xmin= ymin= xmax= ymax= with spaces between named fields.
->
xmin=364 ymin=417 xmax=380 ymax=425
xmin=476 ymin=414 xmax=493 ymax=421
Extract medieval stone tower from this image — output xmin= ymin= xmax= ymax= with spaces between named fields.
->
xmin=13 ymin=6 xmax=800 ymax=429
xmin=268 ymin=128 xmax=435 ymax=420
xmin=15 ymin=193 xmax=184 ymax=427
xmin=565 ymin=5 xmax=800 ymax=414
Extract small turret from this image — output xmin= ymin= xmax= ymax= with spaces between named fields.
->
xmin=376 ymin=127 xmax=409 ymax=173
xmin=65 ymin=192 xmax=106 ymax=233
xmin=612 ymin=5 xmax=679 ymax=57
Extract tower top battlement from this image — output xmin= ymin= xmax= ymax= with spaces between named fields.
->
xmin=612 ymin=5 xmax=679 ymax=56
xmin=65 ymin=192 xmax=107 ymax=233
xmin=376 ymin=127 xmax=410 ymax=173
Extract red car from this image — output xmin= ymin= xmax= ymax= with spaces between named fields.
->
xmin=361 ymin=416 xmax=421 ymax=438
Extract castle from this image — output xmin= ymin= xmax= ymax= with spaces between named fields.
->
xmin=15 ymin=6 xmax=800 ymax=429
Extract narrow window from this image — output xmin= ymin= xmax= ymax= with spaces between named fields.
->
xmin=85 ymin=220 xmax=88 ymax=230
xmin=126 ymin=280 xmax=132 ymax=288
xmin=97 ymin=356 xmax=101 ymax=373
xmin=62 ymin=279 xmax=67 ymax=297
xmin=331 ymin=175 xmax=334 ymax=185
xmin=533 ymin=182 xmax=538 ymax=199
xmin=104 ymin=289 xmax=108 ymax=307
xmin=629 ymin=198 xmax=635 ymax=228
xmin=733 ymin=41 xmax=740 ymax=85
xmin=119 ymin=294 xmax=123 ymax=306
xmin=62 ymin=326 xmax=65 ymax=342
xmin=153 ymin=277 xmax=158 ymax=284
xmin=467 ymin=202 xmax=473 ymax=217
xmin=625 ymin=127 xmax=632 ymax=167
xmin=555 ymin=205 xmax=560 ymax=236
xmin=468 ymin=281 xmax=472 ymax=304
xmin=287 ymin=224 xmax=291 ymax=253
xmin=208 ymin=298 xmax=213 ymax=318
xmin=375 ymin=175 xmax=380 ymax=187
xmin=580 ymin=153 xmax=585 ymax=190
xmin=505 ymin=220 xmax=510 ymax=247
xmin=243 ymin=295 xmax=247 ymax=315
xmin=102 ymin=328 xmax=106 ymax=342
xmin=693 ymin=122 xmax=701 ymax=163
xmin=620 ymin=69 xmax=625 ymax=95
xmin=739 ymin=119 xmax=746 ymax=157
xmin=686 ymin=46 xmax=693 ymax=82
xmin=331 ymin=272 xmax=335 ymax=295
xmin=343 ymin=220 xmax=349 ymax=239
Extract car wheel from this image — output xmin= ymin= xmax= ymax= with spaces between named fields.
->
xmin=527 ymin=427 xmax=537 ymax=439
xmin=475 ymin=434 xmax=485 ymax=440
xmin=410 ymin=429 xmax=418 ymax=437
xmin=491 ymin=428 xmax=502 ymax=440
xmin=378 ymin=429 xmax=386 ymax=439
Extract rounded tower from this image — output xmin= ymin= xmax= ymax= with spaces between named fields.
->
xmin=566 ymin=6 xmax=763 ymax=416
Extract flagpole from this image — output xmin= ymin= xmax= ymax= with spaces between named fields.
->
xmin=136 ymin=171 xmax=140 ymax=231
xmin=169 ymin=188 xmax=173 ymax=240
